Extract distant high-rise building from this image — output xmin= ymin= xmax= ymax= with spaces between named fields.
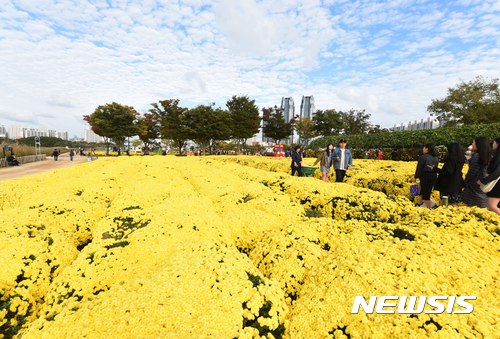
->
xmin=7 ymin=125 xmax=24 ymax=139
xmin=0 ymin=124 xmax=6 ymax=138
xmin=280 ymin=97 xmax=295 ymax=123
xmin=25 ymin=127 xmax=40 ymax=138
xmin=393 ymin=117 xmax=440 ymax=132
xmin=48 ymin=129 xmax=57 ymax=138
xmin=57 ymin=130 xmax=69 ymax=140
xmin=38 ymin=127 xmax=49 ymax=137
xmin=300 ymin=95 xmax=316 ymax=119
xmin=84 ymin=124 xmax=103 ymax=143
xmin=4 ymin=125 xmax=69 ymax=140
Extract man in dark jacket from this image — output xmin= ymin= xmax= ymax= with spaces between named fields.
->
xmin=52 ymin=149 xmax=59 ymax=161
xmin=7 ymin=153 xmax=20 ymax=166
xmin=291 ymin=146 xmax=303 ymax=177
xmin=391 ymin=149 xmax=399 ymax=161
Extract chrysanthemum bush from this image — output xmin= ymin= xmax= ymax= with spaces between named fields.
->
xmin=0 ymin=156 xmax=499 ymax=338
xmin=216 ymin=156 xmax=471 ymax=204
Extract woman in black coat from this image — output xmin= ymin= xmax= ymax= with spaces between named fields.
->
xmin=432 ymin=143 xmax=465 ymax=207
xmin=463 ymin=136 xmax=490 ymax=208
xmin=291 ymin=145 xmax=303 ymax=177
xmin=413 ymin=143 xmax=439 ymax=208
xmin=478 ymin=136 xmax=500 ymax=215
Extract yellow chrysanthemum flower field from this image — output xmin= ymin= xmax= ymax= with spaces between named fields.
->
xmin=0 ymin=156 xmax=499 ymax=339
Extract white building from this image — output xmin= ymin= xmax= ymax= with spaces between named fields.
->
xmin=4 ymin=124 xmax=69 ymax=139
xmin=24 ymin=127 xmax=40 ymax=138
xmin=48 ymin=128 xmax=57 ymax=138
xmin=394 ymin=117 xmax=440 ymax=132
xmin=38 ymin=127 xmax=49 ymax=137
xmin=84 ymin=124 xmax=103 ymax=143
xmin=57 ymin=130 xmax=69 ymax=140
xmin=7 ymin=125 xmax=24 ymax=139
xmin=0 ymin=124 xmax=6 ymax=138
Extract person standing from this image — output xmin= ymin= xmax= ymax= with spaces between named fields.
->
xmin=391 ymin=149 xmax=399 ymax=161
xmin=291 ymin=145 xmax=303 ymax=177
xmin=413 ymin=143 xmax=439 ymax=208
xmin=332 ymin=138 xmax=352 ymax=182
xmin=69 ymin=149 xmax=74 ymax=161
xmin=463 ymin=137 xmax=491 ymax=208
xmin=477 ymin=137 xmax=500 ymax=215
xmin=432 ymin=143 xmax=465 ymax=208
xmin=377 ymin=149 xmax=384 ymax=160
xmin=313 ymin=143 xmax=334 ymax=182
xmin=51 ymin=149 xmax=59 ymax=161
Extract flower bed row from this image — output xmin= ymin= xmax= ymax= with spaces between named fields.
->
xmin=214 ymin=156 xmax=473 ymax=204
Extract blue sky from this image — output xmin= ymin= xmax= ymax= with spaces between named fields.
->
xmin=1 ymin=0 xmax=499 ymax=138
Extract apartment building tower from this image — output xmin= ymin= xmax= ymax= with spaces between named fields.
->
xmin=280 ymin=97 xmax=295 ymax=123
xmin=300 ymin=95 xmax=316 ymax=119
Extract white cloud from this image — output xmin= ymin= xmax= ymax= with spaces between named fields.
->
xmin=47 ymin=94 xmax=75 ymax=108
xmin=0 ymin=0 xmax=498 ymax=138
xmin=212 ymin=0 xmax=297 ymax=56
xmin=0 ymin=110 xmax=38 ymax=124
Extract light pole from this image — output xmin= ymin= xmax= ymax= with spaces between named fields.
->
xmin=35 ymin=137 xmax=41 ymax=161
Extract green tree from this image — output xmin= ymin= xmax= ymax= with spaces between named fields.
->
xmin=295 ymin=117 xmax=317 ymax=147
xmin=427 ymin=76 xmax=500 ymax=126
xmin=342 ymin=109 xmax=372 ymax=135
xmin=262 ymin=106 xmax=292 ymax=144
xmin=313 ymin=109 xmax=344 ymax=136
xmin=226 ymin=95 xmax=261 ymax=154
xmin=149 ymin=99 xmax=189 ymax=155
xmin=137 ymin=112 xmax=159 ymax=153
xmin=185 ymin=104 xmax=231 ymax=155
xmin=84 ymin=102 xmax=139 ymax=156
xmin=368 ymin=124 xmax=389 ymax=134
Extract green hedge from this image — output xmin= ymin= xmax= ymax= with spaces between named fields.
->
xmin=309 ymin=123 xmax=500 ymax=150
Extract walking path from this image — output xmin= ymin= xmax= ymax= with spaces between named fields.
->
xmin=0 ymin=153 xmax=89 ymax=182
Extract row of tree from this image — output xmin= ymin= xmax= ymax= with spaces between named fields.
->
xmin=85 ymin=76 xmax=500 ymax=154
xmin=262 ymin=76 xmax=500 ymax=143
xmin=261 ymin=107 xmax=386 ymax=144
xmin=84 ymin=96 xmax=262 ymax=155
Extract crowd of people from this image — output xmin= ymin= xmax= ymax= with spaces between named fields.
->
xmin=412 ymin=137 xmax=500 ymax=215
xmin=290 ymin=137 xmax=500 ymax=216
xmin=291 ymin=138 xmax=353 ymax=183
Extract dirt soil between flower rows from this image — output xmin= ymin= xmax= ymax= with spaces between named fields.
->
xmin=0 ymin=153 xmax=90 ymax=182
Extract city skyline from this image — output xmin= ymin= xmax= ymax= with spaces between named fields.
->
xmin=1 ymin=0 xmax=499 ymax=138
xmin=0 ymin=123 xmax=69 ymax=141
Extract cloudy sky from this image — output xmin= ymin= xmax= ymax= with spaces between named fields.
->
xmin=1 ymin=0 xmax=499 ymax=138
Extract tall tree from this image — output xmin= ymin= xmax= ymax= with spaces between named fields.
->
xmin=84 ymin=102 xmax=139 ymax=156
xmin=427 ymin=76 xmax=500 ymax=126
xmin=262 ymin=106 xmax=292 ymax=144
xmin=226 ymin=95 xmax=261 ymax=154
xmin=82 ymin=116 xmax=111 ymax=155
xmin=342 ymin=109 xmax=372 ymax=135
xmin=295 ymin=117 xmax=317 ymax=147
xmin=185 ymin=104 xmax=231 ymax=155
xmin=149 ymin=99 xmax=189 ymax=155
xmin=137 ymin=112 xmax=159 ymax=153
xmin=313 ymin=109 xmax=345 ymax=136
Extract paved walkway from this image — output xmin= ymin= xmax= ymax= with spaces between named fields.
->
xmin=0 ymin=153 xmax=90 ymax=182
